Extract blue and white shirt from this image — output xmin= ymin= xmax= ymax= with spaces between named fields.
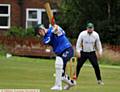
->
xmin=43 ymin=25 xmax=72 ymax=55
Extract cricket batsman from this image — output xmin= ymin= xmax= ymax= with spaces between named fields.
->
xmin=34 ymin=24 xmax=76 ymax=90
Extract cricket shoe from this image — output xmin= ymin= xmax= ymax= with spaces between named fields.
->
xmin=64 ymin=80 xmax=76 ymax=90
xmin=51 ymin=85 xmax=62 ymax=91
xmin=97 ymin=80 xmax=104 ymax=85
xmin=62 ymin=74 xmax=72 ymax=85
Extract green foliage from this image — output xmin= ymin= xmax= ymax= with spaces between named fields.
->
xmin=5 ymin=26 xmax=24 ymax=38
xmin=6 ymin=26 xmax=35 ymax=38
xmin=25 ymin=27 xmax=35 ymax=37
xmin=97 ymin=20 xmax=120 ymax=45
xmin=58 ymin=0 xmax=120 ymax=45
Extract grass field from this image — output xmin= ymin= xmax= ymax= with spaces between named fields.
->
xmin=0 ymin=55 xmax=120 ymax=92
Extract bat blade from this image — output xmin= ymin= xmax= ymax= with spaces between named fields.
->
xmin=44 ymin=2 xmax=55 ymax=25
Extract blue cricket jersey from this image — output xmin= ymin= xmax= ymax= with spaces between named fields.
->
xmin=43 ymin=25 xmax=72 ymax=55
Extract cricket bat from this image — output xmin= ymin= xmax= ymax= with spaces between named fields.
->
xmin=44 ymin=2 xmax=55 ymax=26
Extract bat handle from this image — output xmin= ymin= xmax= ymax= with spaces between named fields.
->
xmin=51 ymin=16 xmax=55 ymax=26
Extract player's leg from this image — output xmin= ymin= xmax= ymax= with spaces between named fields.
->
xmin=60 ymin=47 xmax=76 ymax=89
xmin=59 ymin=47 xmax=74 ymax=77
xmin=62 ymin=58 xmax=67 ymax=77
xmin=62 ymin=64 xmax=77 ymax=90
xmin=88 ymin=52 xmax=104 ymax=85
xmin=76 ymin=51 xmax=87 ymax=79
xmin=51 ymin=56 xmax=63 ymax=90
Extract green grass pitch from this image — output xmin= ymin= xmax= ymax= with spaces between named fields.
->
xmin=0 ymin=56 xmax=120 ymax=92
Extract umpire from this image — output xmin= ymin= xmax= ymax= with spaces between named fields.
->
xmin=76 ymin=23 xmax=104 ymax=85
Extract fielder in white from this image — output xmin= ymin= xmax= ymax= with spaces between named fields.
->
xmin=76 ymin=22 xmax=104 ymax=85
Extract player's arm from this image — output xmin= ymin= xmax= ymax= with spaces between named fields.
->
xmin=76 ymin=33 xmax=83 ymax=58
xmin=43 ymin=24 xmax=61 ymax=44
xmin=52 ymin=24 xmax=58 ymax=32
xmin=43 ymin=27 xmax=53 ymax=44
xmin=52 ymin=24 xmax=65 ymax=36
xmin=96 ymin=34 xmax=103 ymax=58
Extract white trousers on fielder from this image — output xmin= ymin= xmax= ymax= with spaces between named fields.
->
xmin=55 ymin=56 xmax=63 ymax=87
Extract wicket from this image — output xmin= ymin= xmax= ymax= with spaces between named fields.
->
xmin=66 ymin=57 xmax=77 ymax=80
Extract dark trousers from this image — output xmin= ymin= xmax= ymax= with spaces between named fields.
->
xmin=76 ymin=51 xmax=102 ymax=81
xmin=58 ymin=47 xmax=74 ymax=76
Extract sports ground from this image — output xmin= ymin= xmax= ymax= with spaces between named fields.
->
xmin=0 ymin=56 xmax=120 ymax=92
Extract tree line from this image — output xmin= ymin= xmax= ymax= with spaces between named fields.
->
xmin=55 ymin=0 xmax=120 ymax=45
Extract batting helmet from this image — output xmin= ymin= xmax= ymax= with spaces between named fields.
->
xmin=34 ymin=24 xmax=45 ymax=35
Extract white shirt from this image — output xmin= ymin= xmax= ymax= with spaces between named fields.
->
xmin=76 ymin=30 xmax=102 ymax=55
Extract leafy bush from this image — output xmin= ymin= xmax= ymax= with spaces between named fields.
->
xmin=6 ymin=26 xmax=24 ymax=37
xmin=6 ymin=26 xmax=35 ymax=38
xmin=25 ymin=27 xmax=35 ymax=37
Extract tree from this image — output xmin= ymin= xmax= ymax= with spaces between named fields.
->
xmin=57 ymin=0 xmax=120 ymax=45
